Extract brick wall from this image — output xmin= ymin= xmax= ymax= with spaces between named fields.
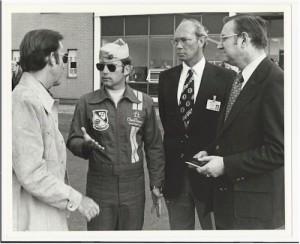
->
xmin=12 ymin=13 xmax=94 ymax=99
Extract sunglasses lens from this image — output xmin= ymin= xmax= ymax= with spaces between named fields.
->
xmin=107 ymin=64 xmax=116 ymax=72
xmin=96 ymin=63 xmax=104 ymax=71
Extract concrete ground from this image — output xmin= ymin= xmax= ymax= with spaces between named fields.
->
xmin=58 ymin=105 xmax=201 ymax=231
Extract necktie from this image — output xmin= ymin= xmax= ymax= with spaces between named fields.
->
xmin=179 ymin=69 xmax=194 ymax=128
xmin=224 ymin=72 xmax=244 ymax=121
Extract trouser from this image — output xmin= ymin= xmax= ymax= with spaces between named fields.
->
xmin=86 ymin=162 xmax=145 ymax=230
xmin=165 ymin=170 xmax=215 ymax=230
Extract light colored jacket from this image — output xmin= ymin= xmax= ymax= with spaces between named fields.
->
xmin=12 ymin=72 xmax=82 ymax=231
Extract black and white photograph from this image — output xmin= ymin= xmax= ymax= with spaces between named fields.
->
xmin=1 ymin=0 xmax=298 ymax=242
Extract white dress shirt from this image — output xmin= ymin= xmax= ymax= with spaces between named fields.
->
xmin=177 ymin=57 xmax=206 ymax=104
xmin=241 ymin=53 xmax=267 ymax=90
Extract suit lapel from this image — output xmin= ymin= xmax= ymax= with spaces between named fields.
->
xmin=168 ymin=65 xmax=185 ymax=130
xmin=188 ymin=62 xmax=219 ymax=130
xmin=217 ymin=57 xmax=272 ymax=137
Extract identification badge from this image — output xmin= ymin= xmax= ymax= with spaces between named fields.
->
xmin=206 ymin=95 xmax=221 ymax=112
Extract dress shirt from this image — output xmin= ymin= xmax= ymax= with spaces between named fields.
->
xmin=177 ymin=57 xmax=206 ymax=104
xmin=241 ymin=53 xmax=267 ymax=89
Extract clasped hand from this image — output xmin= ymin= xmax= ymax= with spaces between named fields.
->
xmin=191 ymin=151 xmax=225 ymax=178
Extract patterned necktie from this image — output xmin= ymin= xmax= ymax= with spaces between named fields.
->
xmin=224 ymin=72 xmax=244 ymax=121
xmin=179 ymin=69 xmax=194 ymax=128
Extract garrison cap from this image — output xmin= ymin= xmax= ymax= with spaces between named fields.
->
xmin=100 ymin=38 xmax=129 ymax=61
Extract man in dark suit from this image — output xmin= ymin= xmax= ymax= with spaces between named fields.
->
xmin=158 ymin=18 xmax=235 ymax=230
xmin=194 ymin=14 xmax=284 ymax=229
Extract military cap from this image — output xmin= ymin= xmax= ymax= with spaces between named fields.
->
xmin=100 ymin=38 xmax=129 ymax=61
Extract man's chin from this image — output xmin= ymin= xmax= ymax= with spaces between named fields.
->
xmin=177 ymin=56 xmax=186 ymax=61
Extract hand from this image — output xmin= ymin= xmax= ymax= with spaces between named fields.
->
xmin=188 ymin=151 xmax=208 ymax=169
xmin=151 ymin=188 xmax=163 ymax=217
xmin=196 ymin=156 xmax=225 ymax=178
xmin=81 ymin=127 xmax=105 ymax=151
xmin=77 ymin=196 xmax=100 ymax=222
xmin=194 ymin=150 xmax=208 ymax=159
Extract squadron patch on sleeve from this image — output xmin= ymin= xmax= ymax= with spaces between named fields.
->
xmin=92 ymin=109 xmax=109 ymax=131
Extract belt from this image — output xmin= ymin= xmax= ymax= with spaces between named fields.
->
xmin=89 ymin=161 xmax=144 ymax=176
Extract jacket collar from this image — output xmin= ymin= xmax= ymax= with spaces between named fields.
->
xmin=18 ymin=72 xmax=54 ymax=114
xmin=89 ymin=84 xmax=141 ymax=104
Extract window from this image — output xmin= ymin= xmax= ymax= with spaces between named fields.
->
xmin=101 ymin=16 xmax=124 ymax=36
xmin=150 ymin=14 xmax=174 ymax=35
xmin=125 ymin=15 xmax=148 ymax=35
xmin=202 ymin=13 xmax=228 ymax=34
xmin=149 ymin=37 xmax=173 ymax=69
xmin=205 ymin=34 xmax=222 ymax=61
xmin=126 ymin=37 xmax=148 ymax=82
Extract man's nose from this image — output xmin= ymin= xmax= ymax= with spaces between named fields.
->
xmin=101 ymin=65 xmax=109 ymax=73
xmin=217 ymin=42 xmax=223 ymax=50
xmin=176 ymin=41 xmax=183 ymax=49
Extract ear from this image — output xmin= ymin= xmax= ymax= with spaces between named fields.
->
xmin=47 ymin=52 xmax=55 ymax=67
xmin=240 ymin=32 xmax=250 ymax=47
xmin=123 ymin=64 xmax=131 ymax=76
xmin=197 ymin=36 xmax=206 ymax=48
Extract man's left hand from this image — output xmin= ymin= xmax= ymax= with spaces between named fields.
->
xmin=151 ymin=188 xmax=163 ymax=217
xmin=196 ymin=156 xmax=225 ymax=178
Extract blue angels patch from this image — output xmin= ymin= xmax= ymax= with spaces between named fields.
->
xmin=92 ymin=109 xmax=109 ymax=131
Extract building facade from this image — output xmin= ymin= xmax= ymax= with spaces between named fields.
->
xmin=12 ymin=12 xmax=283 ymax=101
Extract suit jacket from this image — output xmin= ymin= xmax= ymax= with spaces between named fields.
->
xmin=207 ymin=57 xmax=284 ymax=229
xmin=158 ymin=62 xmax=235 ymax=202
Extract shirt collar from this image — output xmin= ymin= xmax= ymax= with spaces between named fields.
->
xmin=242 ymin=53 xmax=267 ymax=82
xmin=182 ymin=57 xmax=206 ymax=76
xmin=19 ymin=72 xmax=54 ymax=114
xmin=89 ymin=84 xmax=141 ymax=104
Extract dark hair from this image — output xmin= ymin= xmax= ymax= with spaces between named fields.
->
xmin=179 ymin=18 xmax=208 ymax=50
xmin=223 ymin=14 xmax=268 ymax=49
xmin=19 ymin=29 xmax=63 ymax=72
xmin=121 ymin=57 xmax=132 ymax=73
xmin=121 ymin=57 xmax=132 ymax=66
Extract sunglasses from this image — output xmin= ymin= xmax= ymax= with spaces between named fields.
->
xmin=62 ymin=53 xmax=68 ymax=64
xmin=96 ymin=63 xmax=123 ymax=72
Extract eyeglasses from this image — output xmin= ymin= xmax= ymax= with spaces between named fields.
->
xmin=62 ymin=53 xmax=68 ymax=64
xmin=171 ymin=37 xmax=196 ymax=46
xmin=96 ymin=63 xmax=123 ymax=72
xmin=219 ymin=34 xmax=239 ymax=44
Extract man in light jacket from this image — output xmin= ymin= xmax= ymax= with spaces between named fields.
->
xmin=12 ymin=29 xmax=100 ymax=231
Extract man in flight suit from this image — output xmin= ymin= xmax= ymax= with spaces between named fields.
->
xmin=67 ymin=39 xmax=165 ymax=230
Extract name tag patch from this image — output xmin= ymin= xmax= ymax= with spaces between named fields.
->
xmin=206 ymin=96 xmax=221 ymax=112
xmin=127 ymin=111 xmax=143 ymax=127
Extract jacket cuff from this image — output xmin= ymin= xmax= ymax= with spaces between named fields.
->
xmin=66 ymin=188 xmax=82 ymax=212
xmin=223 ymin=155 xmax=245 ymax=184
